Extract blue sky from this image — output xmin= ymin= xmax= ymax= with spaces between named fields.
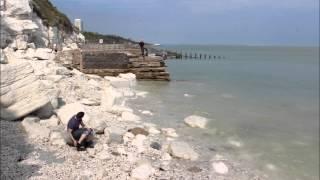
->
xmin=51 ymin=0 xmax=319 ymax=46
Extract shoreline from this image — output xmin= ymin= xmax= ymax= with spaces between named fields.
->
xmin=1 ymin=64 xmax=263 ymax=179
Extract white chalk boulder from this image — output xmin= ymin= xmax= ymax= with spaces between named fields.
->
xmin=33 ymin=48 xmax=53 ymax=60
xmin=0 ymin=49 xmax=8 ymax=64
xmin=22 ymin=116 xmax=51 ymax=140
xmin=184 ymin=115 xmax=208 ymax=129
xmin=212 ymin=162 xmax=229 ymax=174
xmin=118 ymin=73 xmax=136 ymax=81
xmin=131 ymin=162 xmax=154 ymax=180
xmin=50 ymin=131 xmax=66 ymax=146
xmin=56 ymin=102 xmax=90 ymax=125
xmin=0 ymin=63 xmax=51 ymax=121
xmin=121 ymin=111 xmax=141 ymax=122
xmin=101 ymin=83 xmax=123 ymax=111
xmin=80 ymin=99 xmax=100 ymax=106
xmin=39 ymin=115 xmax=59 ymax=127
xmin=161 ymin=128 xmax=179 ymax=138
xmin=148 ymin=127 xmax=160 ymax=135
xmin=168 ymin=141 xmax=199 ymax=160
xmin=104 ymin=76 xmax=134 ymax=88
xmin=131 ymin=134 xmax=147 ymax=153
xmin=34 ymin=102 xmax=54 ymax=119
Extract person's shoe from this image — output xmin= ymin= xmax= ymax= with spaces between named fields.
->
xmin=84 ymin=141 xmax=94 ymax=148
xmin=76 ymin=143 xmax=86 ymax=151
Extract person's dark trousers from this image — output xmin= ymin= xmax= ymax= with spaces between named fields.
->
xmin=71 ymin=128 xmax=92 ymax=146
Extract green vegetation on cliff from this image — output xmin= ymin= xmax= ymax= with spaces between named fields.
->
xmin=31 ymin=0 xmax=73 ymax=33
xmin=82 ymin=31 xmax=138 ymax=44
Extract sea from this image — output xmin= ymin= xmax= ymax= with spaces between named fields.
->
xmin=127 ymin=45 xmax=319 ymax=180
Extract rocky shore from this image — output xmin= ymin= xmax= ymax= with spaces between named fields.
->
xmin=0 ymin=61 xmax=263 ymax=179
xmin=0 ymin=0 xmax=264 ymax=179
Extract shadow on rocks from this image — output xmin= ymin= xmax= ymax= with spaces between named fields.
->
xmin=0 ymin=119 xmax=42 ymax=179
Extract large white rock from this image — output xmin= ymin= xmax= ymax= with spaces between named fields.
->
xmin=161 ymin=153 xmax=172 ymax=161
xmin=69 ymin=43 xmax=78 ymax=50
xmin=123 ymin=132 xmax=135 ymax=144
xmin=3 ymin=17 xmax=38 ymax=34
xmin=131 ymin=162 xmax=154 ymax=180
xmin=15 ymin=35 xmax=28 ymax=50
xmin=212 ymin=162 xmax=229 ymax=174
xmin=33 ymin=48 xmax=53 ymax=60
xmin=0 ymin=63 xmax=51 ymax=121
xmin=56 ymin=102 xmax=90 ymax=125
xmin=89 ymin=113 xmax=108 ymax=134
xmin=96 ymin=151 xmax=110 ymax=160
xmin=55 ymin=67 xmax=72 ymax=76
xmin=39 ymin=115 xmax=59 ymax=127
xmin=34 ymin=102 xmax=54 ymax=119
xmin=57 ymin=102 xmax=107 ymax=132
xmin=161 ymin=128 xmax=179 ymax=137
xmin=22 ymin=116 xmax=51 ymax=139
xmin=101 ymin=82 xmax=123 ymax=111
xmin=148 ymin=127 xmax=160 ymax=135
xmin=0 ymin=49 xmax=8 ymax=64
xmin=107 ymin=126 xmax=126 ymax=144
xmin=118 ymin=73 xmax=136 ymax=82
xmin=46 ymin=75 xmax=64 ymax=83
xmin=50 ymin=131 xmax=66 ymax=146
xmin=104 ymin=76 xmax=133 ymax=88
xmin=0 ymin=15 xmax=38 ymax=48
xmin=121 ymin=111 xmax=141 ymax=122
xmin=46 ymin=89 xmax=60 ymax=109
xmin=184 ymin=115 xmax=208 ymax=129
xmin=131 ymin=134 xmax=147 ymax=153
xmin=168 ymin=141 xmax=199 ymax=160
xmin=141 ymin=110 xmax=153 ymax=116
xmin=5 ymin=0 xmax=32 ymax=16
xmin=108 ymin=105 xmax=133 ymax=115
xmin=81 ymin=99 xmax=100 ymax=106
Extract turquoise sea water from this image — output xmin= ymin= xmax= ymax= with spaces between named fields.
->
xmin=129 ymin=45 xmax=319 ymax=179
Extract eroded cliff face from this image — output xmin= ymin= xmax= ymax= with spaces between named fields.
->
xmin=0 ymin=0 xmax=82 ymax=120
xmin=0 ymin=0 xmax=83 ymax=51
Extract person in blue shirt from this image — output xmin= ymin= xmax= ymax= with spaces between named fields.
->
xmin=67 ymin=112 xmax=92 ymax=151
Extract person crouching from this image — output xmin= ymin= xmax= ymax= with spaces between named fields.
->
xmin=67 ymin=112 xmax=93 ymax=151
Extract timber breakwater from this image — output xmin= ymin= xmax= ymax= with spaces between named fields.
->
xmin=55 ymin=44 xmax=170 ymax=81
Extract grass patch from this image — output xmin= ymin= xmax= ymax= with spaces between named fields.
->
xmin=32 ymin=0 xmax=73 ymax=33
xmin=82 ymin=31 xmax=139 ymax=44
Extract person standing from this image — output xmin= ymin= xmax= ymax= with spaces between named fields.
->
xmin=139 ymin=41 xmax=145 ymax=57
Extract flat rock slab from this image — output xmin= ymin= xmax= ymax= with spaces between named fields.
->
xmin=0 ymin=62 xmax=50 ymax=121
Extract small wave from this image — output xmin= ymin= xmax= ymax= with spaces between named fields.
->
xmin=221 ymin=93 xmax=234 ymax=99
xmin=184 ymin=93 xmax=194 ymax=97
xmin=227 ymin=139 xmax=243 ymax=147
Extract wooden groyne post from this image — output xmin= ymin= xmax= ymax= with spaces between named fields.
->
xmin=172 ymin=51 xmax=225 ymax=60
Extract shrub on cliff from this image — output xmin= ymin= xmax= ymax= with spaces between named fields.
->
xmin=82 ymin=31 xmax=138 ymax=44
xmin=31 ymin=0 xmax=73 ymax=33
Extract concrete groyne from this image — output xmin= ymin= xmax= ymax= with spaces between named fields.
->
xmin=54 ymin=44 xmax=170 ymax=81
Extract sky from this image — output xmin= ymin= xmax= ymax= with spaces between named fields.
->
xmin=51 ymin=0 xmax=319 ymax=46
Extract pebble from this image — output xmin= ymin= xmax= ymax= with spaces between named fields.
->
xmin=212 ymin=162 xmax=229 ymax=174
